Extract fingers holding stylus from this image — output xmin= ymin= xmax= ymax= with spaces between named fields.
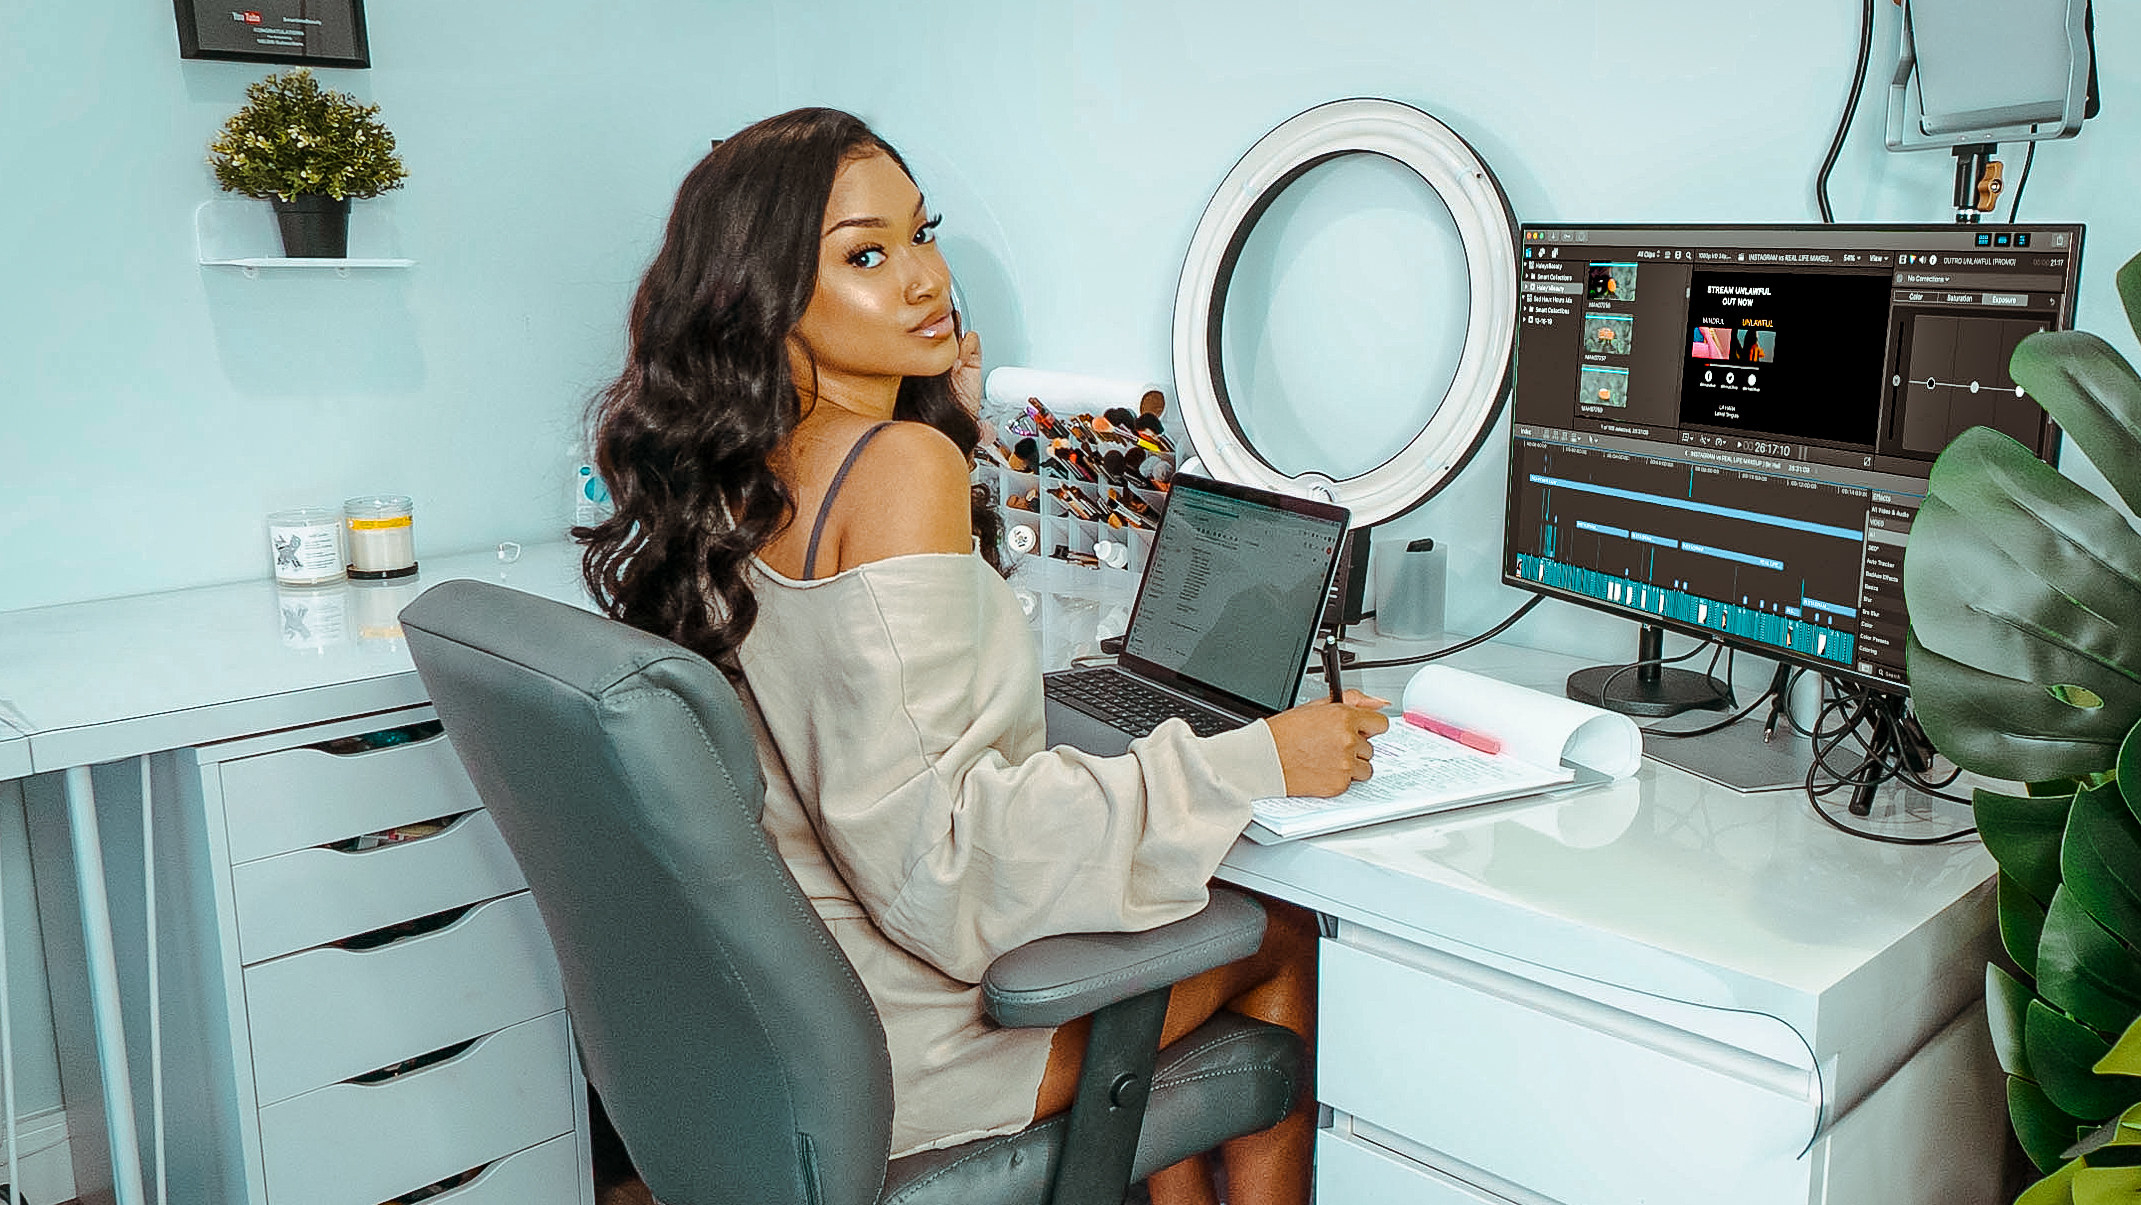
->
xmin=1269 ymin=694 xmax=1389 ymax=797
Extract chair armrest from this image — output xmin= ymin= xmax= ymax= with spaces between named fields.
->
xmin=981 ymin=888 xmax=1268 ymax=1028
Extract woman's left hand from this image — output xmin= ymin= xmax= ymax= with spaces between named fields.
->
xmin=951 ymin=327 xmax=984 ymax=417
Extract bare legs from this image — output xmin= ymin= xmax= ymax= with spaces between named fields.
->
xmin=1036 ymin=895 xmax=1318 ymax=1205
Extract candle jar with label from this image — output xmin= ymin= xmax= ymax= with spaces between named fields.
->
xmin=343 ymin=495 xmax=418 ymax=579
xmin=266 ymin=507 xmax=345 ymax=586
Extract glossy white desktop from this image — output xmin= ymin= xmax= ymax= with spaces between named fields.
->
xmin=1220 ymin=642 xmax=2002 ymax=1205
xmin=0 ymin=543 xmax=2003 ymax=1205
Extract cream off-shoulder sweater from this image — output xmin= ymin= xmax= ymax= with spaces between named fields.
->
xmin=737 ymin=550 xmax=1285 ymax=1156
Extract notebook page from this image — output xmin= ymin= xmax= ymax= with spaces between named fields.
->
xmin=1249 ymin=720 xmax=1572 ymax=840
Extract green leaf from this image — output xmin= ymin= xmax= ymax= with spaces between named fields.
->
xmin=2042 ymin=885 xmax=2141 ymax=1035
xmin=2012 ymin=329 xmax=2141 ymax=519
xmin=2118 ymin=252 xmax=2141 ymax=397
xmin=2019 ymin=1157 xmax=2080 ymax=1205
xmin=2031 ymin=998 xmax=2141 ymax=1120
xmin=2075 ymin=1163 xmax=2141 ymax=1204
xmin=1983 ymin=787 xmax=2081 ymax=904
xmin=2019 ymin=1074 xmax=2098 ymax=1174
xmin=2065 ymin=784 xmax=2141 ymax=950
xmin=2000 ymin=961 xmax=2044 ymax=1077
xmin=2123 ymin=721 xmax=2141 ymax=821
xmin=1903 ymin=425 xmax=2141 ymax=782
xmin=2013 ymin=874 xmax=2054 ymax=978
xmin=2101 ymin=1015 xmax=2141 ymax=1079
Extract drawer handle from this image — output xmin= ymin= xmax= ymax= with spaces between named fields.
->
xmin=349 ymin=1036 xmax=479 ymax=1086
xmin=325 ymin=810 xmax=476 ymax=855
xmin=333 ymin=901 xmax=478 ymax=952
xmin=383 ymin=1157 xmax=491 ymax=1203
xmin=309 ymin=719 xmax=446 ymax=758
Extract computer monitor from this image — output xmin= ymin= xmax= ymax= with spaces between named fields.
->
xmin=1502 ymin=222 xmax=2085 ymax=714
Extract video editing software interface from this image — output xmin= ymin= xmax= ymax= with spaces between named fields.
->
xmin=1504 ymin=224 xmax=2083 ymax=689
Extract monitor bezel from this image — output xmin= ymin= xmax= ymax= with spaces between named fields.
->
xmin=1499 ymin=220 xmax=2086 ymax=694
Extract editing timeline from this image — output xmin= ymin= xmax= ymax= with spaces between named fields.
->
xmin=1505 ymin=225 xmax=2082 ymax=688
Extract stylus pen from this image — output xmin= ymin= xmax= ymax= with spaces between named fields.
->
xmin=1322 ymin=632 xmax=1345 ymax=703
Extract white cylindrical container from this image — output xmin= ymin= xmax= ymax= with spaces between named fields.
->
xmin=344 ymin=495 xmax=418 ymax=579
xmin=266 ymin=507 xmax=345 ymax=586
xmin=1375 ymin=537 xmax=1447 ymax=640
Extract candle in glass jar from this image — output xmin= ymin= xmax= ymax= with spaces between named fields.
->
xmin=266 ymin=507 xmax=345 ymax=586
xmin=344 ymin=495 xmax=418 ymax=579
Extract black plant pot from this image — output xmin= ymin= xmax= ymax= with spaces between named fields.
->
xmin=270 ymin=195 xmax=351 ymax=258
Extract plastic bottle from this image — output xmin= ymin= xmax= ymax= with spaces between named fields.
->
xmin=571 ymin=443 xmax=612 ymax=528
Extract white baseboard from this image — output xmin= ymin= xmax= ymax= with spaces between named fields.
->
xmin=2 ymin=1109 xmax=75 ymax=1205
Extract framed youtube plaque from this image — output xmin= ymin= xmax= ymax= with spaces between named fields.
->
xmin=175 ymin=1 xmax=371 ymax=69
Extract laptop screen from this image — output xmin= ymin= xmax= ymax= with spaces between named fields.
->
xmin=1119 ymin=475 xmax=1350 ymax=715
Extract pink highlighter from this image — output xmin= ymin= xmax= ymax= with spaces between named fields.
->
xmin=1402 ymin=711 xmax=1503 ymax=755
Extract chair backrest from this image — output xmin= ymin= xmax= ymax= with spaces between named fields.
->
xmin=401 ymin=579 xmax=894 ymax=1205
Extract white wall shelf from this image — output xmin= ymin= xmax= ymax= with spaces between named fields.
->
xmin=193 ymin=199 xmax=414 ymax=278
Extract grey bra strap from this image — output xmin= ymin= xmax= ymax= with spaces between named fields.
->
xmin=802 ymin=421 xmax=896 ymax=581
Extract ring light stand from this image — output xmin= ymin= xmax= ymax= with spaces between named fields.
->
xmin=1171 ymin=97 xmax=1520 ymax=529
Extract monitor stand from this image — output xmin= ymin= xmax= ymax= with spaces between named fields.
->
xmin=1566 ymin=624 xmax=1733 ymax=719
xmin=1642 ymin=716 xmax=1817 ymax=793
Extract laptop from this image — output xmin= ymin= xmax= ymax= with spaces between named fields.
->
xmin=1044 ymin=474 xmax=1351 ymax=756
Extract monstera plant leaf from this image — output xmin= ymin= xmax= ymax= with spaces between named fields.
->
xmin=1906 ymin=255 xmax=2141 ymax=784
xmin=1905 ymin=251 xmax=2141 ymax=1200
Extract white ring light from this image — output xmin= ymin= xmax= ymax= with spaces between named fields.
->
xmin=1172 ymin=98 xmax=1518 ymax=528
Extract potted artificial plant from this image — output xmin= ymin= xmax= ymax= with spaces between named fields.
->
xmin=205 ymin=67 xmax=407 ymax=259
xmin=1905 ymin=249 xmax=2141 ymax=1203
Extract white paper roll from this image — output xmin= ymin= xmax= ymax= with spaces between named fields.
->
xmin=984 ymin=367 xmax=1167 ymax=418
xmin=1399 ymin=665 xmax=1643 ymax=780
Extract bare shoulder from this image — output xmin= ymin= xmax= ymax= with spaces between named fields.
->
xmin=831 ymin=421 xmax=974 ymax=569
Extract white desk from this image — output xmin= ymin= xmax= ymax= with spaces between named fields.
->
xmin=0 ymin=726 xmax=28 ymax=783
xmin=0 ymin=543 xmax=591 ymax=1205
xmin=3 ymin=548 xmax=2003 ymax=1204
xmin=1219 ymin=639 xmax=2002 ymax=1204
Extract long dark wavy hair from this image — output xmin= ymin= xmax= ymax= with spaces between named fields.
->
xmin=577 ymin=107 xmax=997 ymax=674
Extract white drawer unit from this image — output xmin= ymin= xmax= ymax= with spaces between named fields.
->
xmin=220 ymin=726 xmax=485 ymax=864
xmin=1310 ymin=928 xmax=2004 ymax=1205
xmin=257 ymin=1010 xmax=579 ymax=1205
xmin=231 ymin=806 xmax=528 ymax=963
xmin=246 ymin=891 xmax=567 ymax=1106
xmin=1318 ymin=935 xmax=1821 ymax=1205
xmin=132 ymin=710 xmax=594 ymax=1205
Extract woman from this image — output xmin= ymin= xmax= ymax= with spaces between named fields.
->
xmin=580 ymin=107 xmax=1387 ymax=1205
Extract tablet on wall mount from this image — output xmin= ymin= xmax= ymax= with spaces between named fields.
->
xmin=175 ymin=1 xmax=371 ymax=69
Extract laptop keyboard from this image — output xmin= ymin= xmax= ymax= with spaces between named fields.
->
xmin=1048 ymin=669 xmax=1239 ymax=738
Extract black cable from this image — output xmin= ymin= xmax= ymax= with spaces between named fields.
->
xmin=2007 ymin=140 xmax=2038 ymax=222
xmin=1340 ymin=596 xmax=1544 ymax=672
xmin=1645 ymin=656 xmax=1786 ymax=741
xmin=1802 ymin=677 xmax=1977 ymax=844
xmin=1816 ymin=0 xmax=1878 ymax=223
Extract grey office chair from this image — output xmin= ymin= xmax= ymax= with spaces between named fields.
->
xmin=400 ymin=579 xmax=1304 ymax=1205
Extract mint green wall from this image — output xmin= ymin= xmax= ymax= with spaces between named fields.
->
xmin=759 ymin=0 xmax=2141 ymax=655
xmin=0 ymin=3 xmax=777 ymax=614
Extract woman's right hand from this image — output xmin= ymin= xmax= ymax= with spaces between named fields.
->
xmin=1265 ymin=690 xmax=1390 ymax=797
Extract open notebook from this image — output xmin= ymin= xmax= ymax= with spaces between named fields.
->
xmin=1244 ymin=665 xmax=1644 ymax=844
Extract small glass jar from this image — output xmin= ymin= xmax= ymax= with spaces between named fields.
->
xmin=266 ymin=507 xmax=345 ymax=586
xmin=344 ymin=495 xmax=418 ymax=579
